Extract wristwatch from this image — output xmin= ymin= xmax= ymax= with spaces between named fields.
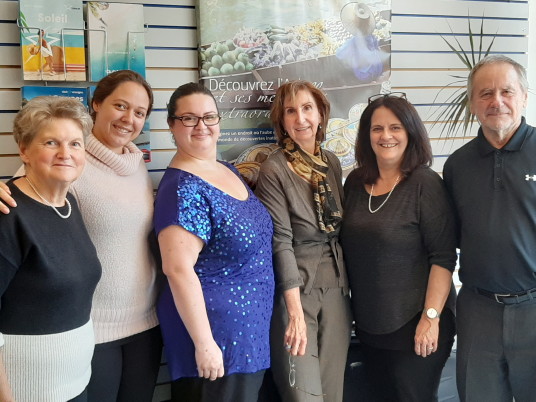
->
xmin=426 ymin=307 xmax=440 ymax=319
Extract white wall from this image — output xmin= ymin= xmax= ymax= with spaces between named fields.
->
xmin=389 ymin=0 xmax=529 ymax=174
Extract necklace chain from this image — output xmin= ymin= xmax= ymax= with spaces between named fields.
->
xmin=25 ymin=176 xmax=72 ymax=219
xmin=368 ymin=175 xmax=401 ymax=214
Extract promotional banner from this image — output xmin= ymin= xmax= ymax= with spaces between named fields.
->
xmin=197 ymin=0 xmax=391 ymax=173
xmin=86 ymin=2 xmax=146 ymax=82
xmin=19 ymin=0 xmax=86 ymax=81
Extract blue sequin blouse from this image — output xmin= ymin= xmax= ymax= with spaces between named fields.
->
xmin=153 ymin=162 xmax=274 ymax=380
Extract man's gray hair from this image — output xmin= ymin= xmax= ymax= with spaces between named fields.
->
xmin=467 ymin=55 xmax=528 ymax=101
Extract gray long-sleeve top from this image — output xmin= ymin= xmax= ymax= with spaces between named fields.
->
xmin=255 ymin=148 xmax=348 ymax=295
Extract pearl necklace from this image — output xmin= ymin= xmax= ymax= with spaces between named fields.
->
xmin=25 ymin=176 xmax=72 ymax=219
xmin=368 ymin=175 xmax=401 ymax=214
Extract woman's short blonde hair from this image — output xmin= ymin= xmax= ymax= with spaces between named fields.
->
xmin=13 ymin=96 xmax=93 ymax=147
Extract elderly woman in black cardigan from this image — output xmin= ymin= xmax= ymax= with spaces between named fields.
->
xmin=0 ymin=96 xmax=101 ymax=401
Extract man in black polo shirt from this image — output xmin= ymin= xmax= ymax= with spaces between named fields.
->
xmin=444 ymin=54 xmax=535 ymax=402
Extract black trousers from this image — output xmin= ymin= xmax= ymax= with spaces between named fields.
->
xmin=360 ymin=337 xmax=453 ymax=402
xmin=171 ymin=370 xmax=266 ymax=402
xmin=87 ymin=326 xmax=163 ymax=402
xmin=456 ymin=286 xmax=536 ymax=402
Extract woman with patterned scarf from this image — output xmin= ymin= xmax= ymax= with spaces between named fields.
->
xmin=255 ymin=80 xmax=352 ymax=401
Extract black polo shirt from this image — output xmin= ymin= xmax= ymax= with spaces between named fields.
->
xmin=444 ymin=117 xmax=536 ymax=293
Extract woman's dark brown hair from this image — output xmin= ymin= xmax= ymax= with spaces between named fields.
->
xmin=166 ymin=82 xmax=218 ymax=127
xmin=355 ymin=96 xmax=433 ymax=184
xmin=91 ymin=70 xmax=154 ymax=121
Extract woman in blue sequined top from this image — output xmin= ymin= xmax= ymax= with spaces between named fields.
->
xmin=153 ymin=83 xmax=275 ymax=402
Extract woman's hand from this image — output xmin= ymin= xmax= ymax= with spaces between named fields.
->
xmin=0 ymin=390 xmax=15 ymax=402
xmin=195 ymin=339 xmax=225 ymax=381
xmin=414 ymin=315 xmax=439 ymax=358
xmin=415 ymin=264 xmax=453 ymax=357
xmin=0 ymin=354 xmax=15 ymax=402
xmin=0 ymin=182 xmax=16 ymax=215
xmin=283 ymin=288 xmax=307 ymax=356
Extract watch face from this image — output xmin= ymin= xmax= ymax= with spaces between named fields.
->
xmin=426 ymin=308 xmax=438 ymax=319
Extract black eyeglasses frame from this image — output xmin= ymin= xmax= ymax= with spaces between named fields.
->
xmin=169 ymin=114 xmax=221 ymax=127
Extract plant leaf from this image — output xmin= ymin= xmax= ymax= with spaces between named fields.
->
xmin=468 ymin=14 xmax=476 ymax=66
xmin=439 ymin=21 xmax=472 ymax=68
xmin=477 ymin=14 xmax=485 ymax=61
xmin=431 ymin=13 xmax=495 ymax=138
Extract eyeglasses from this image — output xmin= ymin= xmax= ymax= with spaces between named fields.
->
xmin=288 ymin=354 xmax=326 ymax=397
xmin=169 ymin=114 xmax=221 ymax=127
xmin=368 ymin=92 xmax=407 ymax=104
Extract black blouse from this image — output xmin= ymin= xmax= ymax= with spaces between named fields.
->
xmin=340 ymin=166 xmax=457 ymax=335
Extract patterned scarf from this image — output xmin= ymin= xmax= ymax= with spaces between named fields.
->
xmin=282 ymin=137 xmax=342 ymax=234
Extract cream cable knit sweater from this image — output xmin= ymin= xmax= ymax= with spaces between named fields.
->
xmin=70 ymin=134 xmax=158 ymax=344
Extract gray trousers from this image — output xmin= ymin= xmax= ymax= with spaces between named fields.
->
xmin=456 ymin=286 xmax=536 ymax=402
xmin=270 ymin=287 xmax=352 ymax=402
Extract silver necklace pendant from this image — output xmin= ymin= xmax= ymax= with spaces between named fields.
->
xmin=368 ymin=175 xmax=401 ymax=214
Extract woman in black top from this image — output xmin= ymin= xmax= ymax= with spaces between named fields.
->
xmin=340 ymin=93 xmax=457 ymax=401
xmin=0 ymin=96 xmax=101 ymax=401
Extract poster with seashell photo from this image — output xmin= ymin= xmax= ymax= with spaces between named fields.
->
xmin=197 ymin=0 xmax=391 ymax=175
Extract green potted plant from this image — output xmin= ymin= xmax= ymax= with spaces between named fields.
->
xmin=430 ymin=15 xmax=496 ymax=139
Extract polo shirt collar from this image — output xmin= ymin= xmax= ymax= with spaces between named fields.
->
xmin=476 ymin=116 xmax=528 ymax=156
